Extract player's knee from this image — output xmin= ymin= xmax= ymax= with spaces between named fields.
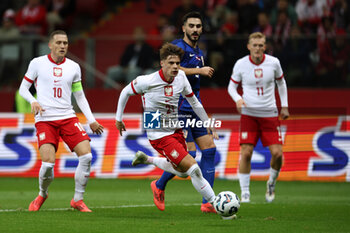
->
xmin=240 ymin=152 xmax=253 ymax=164
xmin=273 ymin=153 xmax=283 ymax=165
xmin=74 ymin=140 xmax=92 ymax=156
xmin=274 ymin=152 xmax=283 ymax=160
xmin=206 ymin=141 xmax=216 ymax=149
xmin=241 ymin=144 xmax=253 ymax=158
xmin=186 ymin=164 xmax=202 ymax=178
xmin=271 ymin=148 xmax=283 ymax=159
xmin=79 ymin=153 xmax=92 ymax=164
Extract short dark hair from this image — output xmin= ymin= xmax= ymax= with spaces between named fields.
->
xmin=49 ymin=30 xmax=67 ymax=41
xmin=182 ymin=11 xmax=202 ymax=25
xmin=159 ymin=43 xmax=184 ymax=61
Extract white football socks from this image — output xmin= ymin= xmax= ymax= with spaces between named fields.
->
xmin=149 ymin=157 xmax=215 ymax=203
xmin=74 ymin=153 xmax=92 ymax=202
xmin=186 ymin=164 xmax=216 ymax=203
xmin=268 ymin=168 xmax=280 ymax=184
xmin=238 ymin=173 xmax=250 ymax=194
xmin=39 ymin=162 xmax=55 ymax=198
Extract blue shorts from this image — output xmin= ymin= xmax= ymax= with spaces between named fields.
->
xmin=178 ymin=110 xmax=208 ymax=143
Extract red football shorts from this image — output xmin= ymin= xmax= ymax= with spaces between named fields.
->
xmin=35 ymin=117 xmax=91 ymax=152
xmin=149 ymin=129 xmax=189 ymax=166
xmin=240 ymin=114 xmax=282 ymax=147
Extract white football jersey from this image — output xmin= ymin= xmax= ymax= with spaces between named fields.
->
xmin=131 ymin=69 xmax=193 ymax=140
xmin=231 ymin=54 xmax=284 ymax=117
xmin=24 ymin=54 xmax=81 ymax=122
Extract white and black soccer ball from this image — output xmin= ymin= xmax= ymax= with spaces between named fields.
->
xmin=213 ymin=191 xmax=240 ymax=219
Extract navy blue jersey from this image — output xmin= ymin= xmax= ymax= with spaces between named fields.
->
xmin=172 ymin=39 xmax=204 ymax=111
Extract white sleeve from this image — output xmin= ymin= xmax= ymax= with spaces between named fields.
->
xmin=20 ymin=58 xmax=38 ymax=104
xmin=24 ymin=59 xmax=38 ymax=81
xmin=227 ymin=79 xmax=242 ymax=103
xmin=276 ymin=78 xmax=288 ymax=107
xmin=182 ymin=76 xmax=209 ymax=122
xmin=115 ymin=83 xmax=136 ymax=121
xmin=274 ymin=58 xmax=284 ymax=80
xmin=274 ymin=58 xmax=288 ymax=107
xmin=73 ymin=63 xmax=82 ymax=83
xmin=73 ymin=90 xmax=96 ymax=124
xmin=228 ymin=61 xmax=243 ymax=102
xmin=180 ymin=72 xmax=193 ymax=96
xmin=19 ymin=78 xmax=37 ymax=104
xmin=131 ymin=75 xmax=149 ymax=95
xmin=185 ymin=94 xmax=209 ymax=122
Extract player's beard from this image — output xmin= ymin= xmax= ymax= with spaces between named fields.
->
xmin=186 ymin=32 xmax=200 ymax=44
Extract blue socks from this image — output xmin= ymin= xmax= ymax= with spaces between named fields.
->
xmin=199 ymin=147 xmax=216 ymax=203
xmin=156 ymin=151 xmax=196 ymax=190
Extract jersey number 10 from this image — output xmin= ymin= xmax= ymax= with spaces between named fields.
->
xmin=53 ymin=87 xmax=62 ymax=98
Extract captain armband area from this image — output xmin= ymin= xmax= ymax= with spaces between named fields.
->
xmin=72 ymin=82 xmax=83 ymax=92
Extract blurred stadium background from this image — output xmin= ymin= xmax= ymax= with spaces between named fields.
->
xmin=0 ymin=0 xmax=349 ymax=182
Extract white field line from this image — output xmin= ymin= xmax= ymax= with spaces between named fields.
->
xmin=0 ymin=203 xmax=201 ymax=213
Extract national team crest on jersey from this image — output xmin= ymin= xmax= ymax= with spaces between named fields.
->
xmin=53 ymin=67 xmax=62 ymax=77
xmin=254 ymin=68 xmax=263 ymax=78
xmin=164 ymin=86 xmax=173 ymax=96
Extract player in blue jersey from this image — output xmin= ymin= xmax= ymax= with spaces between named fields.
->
xmin=150 ymin=11 xmax=217 ymax=213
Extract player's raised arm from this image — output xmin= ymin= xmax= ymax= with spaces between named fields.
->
xmin=115 ymin=82 xmax=137 ymax=136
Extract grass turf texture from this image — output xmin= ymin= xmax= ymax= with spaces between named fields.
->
xmin=0 ymin=178 xmax=349 ymax=233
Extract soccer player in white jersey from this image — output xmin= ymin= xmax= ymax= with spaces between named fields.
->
xmin=19 ymin=30 xmax=104 ymax=212
xmin=115 ymin=43 xmax=219 ymax=210
xmin=227 ymin=32 xmax=289 ymax=203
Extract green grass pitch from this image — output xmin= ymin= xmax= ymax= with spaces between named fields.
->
xmin=0 ymin=177 xmax=350 ymax=233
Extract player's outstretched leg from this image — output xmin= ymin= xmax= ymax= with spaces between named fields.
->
xmin=153 ymin=150 xmax=197 ymax=211
xmin=72 ymin=153 xmax=92 ymax=212
xmin=199 ymin=148 xmax=216 ymax=213
xmin=133 ymin=151 xmax=217 ymax=213
xmin=151 ymin=180 xmax=165 ymax=211
xmin=133 ymin=151 xmax=191 ymax=211
xmin=29 ymin=162 xmax=54 ymax=211
xmin=132 ymin=151 xmax=186 ymax=177
xmin=152 ymin=172 xmax=174 ymax=211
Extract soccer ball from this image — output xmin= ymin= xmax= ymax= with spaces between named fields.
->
xmin=213 ymin=191 xmax=240 ymax=220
